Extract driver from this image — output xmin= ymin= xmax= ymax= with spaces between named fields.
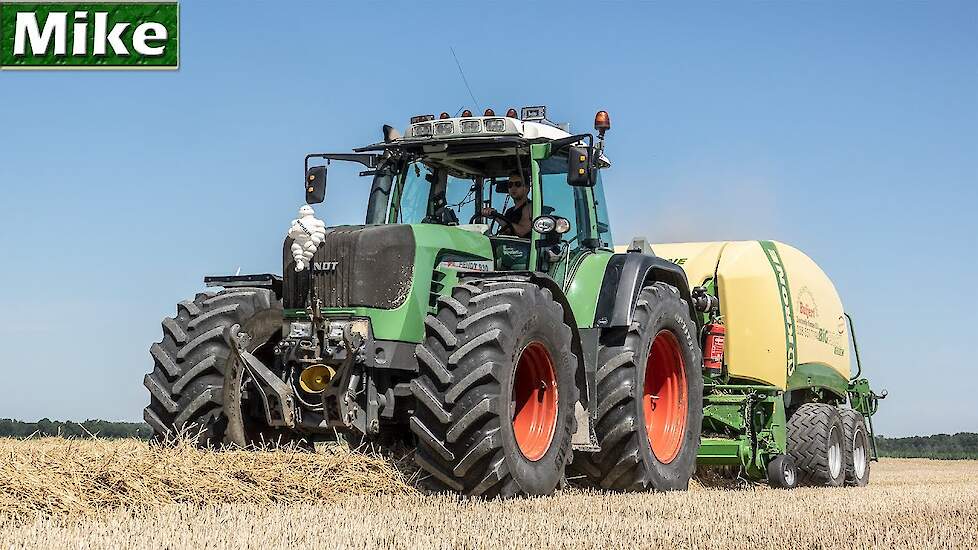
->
xmin=481 ymin=173 xmax=532 ymax=238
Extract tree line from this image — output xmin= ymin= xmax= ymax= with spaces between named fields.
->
xmin=0 ymin=418 xmax=152 ymax=439
xmin=875 ymin=433 xmax=978 ymax=460
xmin=1 ymin=419 xmax=976 ymax=459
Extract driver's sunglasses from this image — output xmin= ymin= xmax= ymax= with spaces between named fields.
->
xmin=507 ymin=180 xmax=524 ymax=188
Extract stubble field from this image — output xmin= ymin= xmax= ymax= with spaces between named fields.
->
xmin=1 ymin=438 xmax=976 ymax=549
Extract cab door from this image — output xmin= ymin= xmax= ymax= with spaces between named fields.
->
xmin=535 ymin=154 xmax=597 ymax=289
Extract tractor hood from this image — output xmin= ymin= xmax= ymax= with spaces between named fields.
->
xmin=283 ymin=224 xmax=494 ymax=342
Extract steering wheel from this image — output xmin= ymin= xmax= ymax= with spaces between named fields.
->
xmin=471 ymin=211 xmax=513 ymax=235
xmin=491 ymin=213 xmax=516 ymax=236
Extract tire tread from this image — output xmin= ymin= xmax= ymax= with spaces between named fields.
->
xmin=411 ymin=279 xmax=578 ymax=497
xmin=573 ymin=282 xmax=703 ymax=492
xmin=143 ymin=287 xmax=281 ymax=445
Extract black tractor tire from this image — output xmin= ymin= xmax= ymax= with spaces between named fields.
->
xmin=787 ymin=402 xmax=846 ymax=487
xmin=767 ymin=454 xmax=799 ymax=489
xmin=840 ymin=408 xmax=871 ymax=487
xmin=410 ymin=279 xmax=578 ymax=498
xmin=573 ymin=282 xmax=703 ymax=491
xmin=143 ymin=287 xmax=290 ymax=447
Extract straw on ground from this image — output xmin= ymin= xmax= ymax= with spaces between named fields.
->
xmin=1 ymin=438 xmax=976 ymax=549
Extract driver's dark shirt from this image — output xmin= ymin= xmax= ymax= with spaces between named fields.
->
xmin=503 ymin=200 xmax=531 ymax=238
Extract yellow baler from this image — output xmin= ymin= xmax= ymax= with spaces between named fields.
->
xmin=617 ymin=239 xmax=882 ymax=485
xmin=642 ymin=240 xmax=850 ymax=388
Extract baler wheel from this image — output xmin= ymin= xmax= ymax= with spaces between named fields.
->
xmin=142 ymin=288 xmax=305 ymax=448
xmin=766 ymin=454 xmax=799 ymax=489
xmin=839 ymin=408 xmax=871 ymax=486
xmin=572 ymin=282 xmax=703 ymax=491
xmin=787 ymin=403 xmax=846 ymax=487
xmin=410 ymin=279 xmax=578 ymax=497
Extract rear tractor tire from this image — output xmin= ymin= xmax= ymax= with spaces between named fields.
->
xmin=574 ymin=282 xmax=704 ymax=491
xmin=143 ymin=288 xmax=298 ymax=448
xmin=411 ymin=279 xmax=578 ymax=498
xmin=840 ymin=408 xmax=871 ymax=486
xmin=787 ymin=403 xmax=846 ymax=487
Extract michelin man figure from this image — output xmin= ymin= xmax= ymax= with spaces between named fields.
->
xmin=288 ymin=205 xmax=327 ymax=271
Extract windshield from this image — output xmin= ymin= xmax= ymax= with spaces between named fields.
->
xmin=390 ymin=152 xmax=529 ymax=227
xmin=395 ymin=163 xmax=480 ymax=225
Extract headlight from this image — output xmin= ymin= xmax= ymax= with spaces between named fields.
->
xmin=411 ymin=123 xmax=433 ymax=137
xmin=434 ymin=121 xmax=454 ymax=136
xmin=532 ymin=215 xmax=556 ymax=233
xmin=554 ymin=217 xmax=571 ymax=234
xmin=532 ymin=216 xmax=571 ymax=234
xmin=460 ymin=120 xmax=481 ymax=133
xmin=484 ymin=118 xmax=506 ymax=132
xmin=288 ymin=321 xmax=313 ymax=339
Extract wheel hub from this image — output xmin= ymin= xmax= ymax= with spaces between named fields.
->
xmin=828 ymin=425 xmax=843 ymax=479
xmin=783 ymin=460 xmax=796 ymax=486
xmin=512 ymin=341 xmax=559 ymax=462
xmin=853 ymin=426 xmax=867 ymax=479
xmin=643 ymin=330 xmax=688 ymax=464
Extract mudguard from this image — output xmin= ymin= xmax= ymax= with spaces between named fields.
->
xmin=593 ymin=252 xmax=697 ymax=333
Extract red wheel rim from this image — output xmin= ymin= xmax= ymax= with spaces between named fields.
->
xmin=643 ymin=330 xmax=688 ymax=464
xmin=512 ymin=341 xmax=559 ymax=461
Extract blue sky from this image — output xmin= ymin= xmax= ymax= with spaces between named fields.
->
xmin=0 ymin=1 xmax=975 ymax=437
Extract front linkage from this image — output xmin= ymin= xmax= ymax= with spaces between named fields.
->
xmin=199 ymin=270 xmax=399 ymax=443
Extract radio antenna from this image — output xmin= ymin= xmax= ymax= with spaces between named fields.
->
xmin=450 ymin=46 xmax=480 ymax=113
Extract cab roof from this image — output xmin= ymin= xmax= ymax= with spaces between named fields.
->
xmin=355 ymin=116 xmax=611 ymax=166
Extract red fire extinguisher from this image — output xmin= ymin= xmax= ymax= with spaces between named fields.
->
xmin=704 ymin=323 xmax=725 ymax=377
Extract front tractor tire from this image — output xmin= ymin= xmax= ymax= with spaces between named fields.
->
xmin=575 ymin=282 xmax=703 ymax=491
xmin=411 ymin=279 xmax=579 ymax=498
xmin=143 ymin=288 xmax=286 ymax=447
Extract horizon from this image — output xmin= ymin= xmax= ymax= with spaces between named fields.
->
xmin=1 ymin=416 xmax=975 ymax=440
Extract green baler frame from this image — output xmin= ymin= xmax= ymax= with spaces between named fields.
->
xmin=697 ymin=378 xmax=882 ymax=480
xmin=698 ymin=384 xmax=786 ymax=479
xmin=695 ymin=311 xmax=884 ymax=480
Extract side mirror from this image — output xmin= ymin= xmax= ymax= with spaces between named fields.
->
xmin=306 ymin=165 xmax=327 ymax=204
xmin=567 ymin=146 xmax=595 ymax=187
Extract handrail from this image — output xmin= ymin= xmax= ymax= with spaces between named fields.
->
xmin=845 ymin=312 xmax=864 ymax=381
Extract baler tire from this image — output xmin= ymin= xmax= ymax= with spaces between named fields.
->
xmin=410 ymin=279 xmax=578 ymax=498
xmin=573 ymin=282 xmax=703 ymax=491
xmin=787 ymin=403 xmax=846 ymax=487
xmin=766 ymin=454 xmax=799 ymax=489
xmin=143 ymin=287 xmax=296 ymax=448
xmin=839 ymin=408 xmax=871 ymax=486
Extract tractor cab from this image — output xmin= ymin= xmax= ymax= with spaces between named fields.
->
xmin=305 ymin=106 xmax=616 ymax=284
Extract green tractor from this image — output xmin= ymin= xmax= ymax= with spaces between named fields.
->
xmin=144 ymin=106 xmax=883 ymax=496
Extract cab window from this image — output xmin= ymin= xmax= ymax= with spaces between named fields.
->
xmin=592 ymin=173 xmax=614 ymax=249
xmin=538 ymin=155 xmax=591 ymax=249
